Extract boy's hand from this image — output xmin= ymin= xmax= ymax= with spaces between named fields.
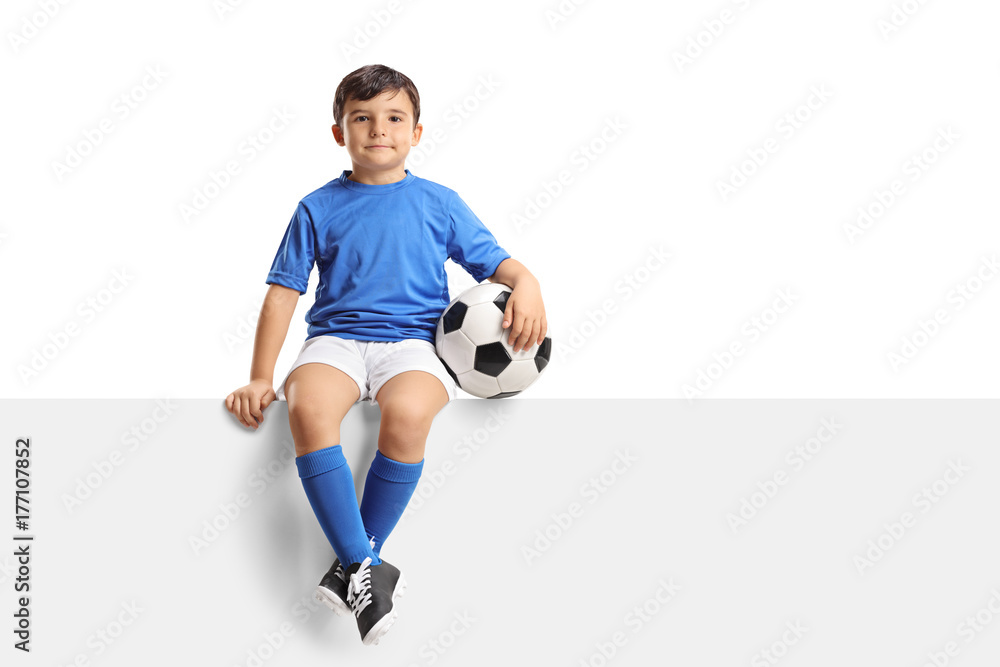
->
xmin=225 ymin=379 xmax=276 ymax=430
xmin=501 ymin=279 xmax=547 ymax=353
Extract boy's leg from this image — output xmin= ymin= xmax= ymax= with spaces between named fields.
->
xmin=359 ymin=370 xmax=450 ymax=557
xmin=288 ymin=351 xmax=410 ymax=645
xmin=286 ymin=362 xmax=379 ymax=568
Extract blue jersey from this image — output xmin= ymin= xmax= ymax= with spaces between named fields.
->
xmin=266 ymin=170 xmax=510 ymax=343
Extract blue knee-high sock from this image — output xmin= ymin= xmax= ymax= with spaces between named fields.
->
xmin=296 ymin=445 xmax=380 ymax=567
xmin=359 ymin=451 xmax=424 ymax=557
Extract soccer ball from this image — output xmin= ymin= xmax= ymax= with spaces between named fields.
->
xmin=435 ymin=283 xmax=552 ymax=398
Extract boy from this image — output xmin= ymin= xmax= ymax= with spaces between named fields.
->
xmin=225 ymin=64 xmax=546 ymax=646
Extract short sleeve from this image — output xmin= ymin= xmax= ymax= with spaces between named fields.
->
xmin=446 ymin=193 xmax=511 ymax=283
xmin=266 ymin=202 xmax=315 ymax=294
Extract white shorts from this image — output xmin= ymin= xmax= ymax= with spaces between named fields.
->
xmin=275 ymin=335 xmax=457 ymax=406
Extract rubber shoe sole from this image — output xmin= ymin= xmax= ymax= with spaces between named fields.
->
xmin=315 ymin=584 xmax=352 ymax=617
xmin=360 ymin=573 xmax=407 ymax=646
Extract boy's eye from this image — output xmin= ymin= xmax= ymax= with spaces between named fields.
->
xmin=389 ymin=116 xmax=402 ymax=122
xmin=354 ymin=115 xmax=368 ymax=122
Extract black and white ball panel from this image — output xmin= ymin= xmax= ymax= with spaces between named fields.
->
xmin=435 ymin=282 xmax=551 ymax=398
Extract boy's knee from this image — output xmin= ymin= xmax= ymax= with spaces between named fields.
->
xmin=288 ymin=394 xmax=323 ymax=423
xmin=380 ymin=402 xmax=434 ymax=437
xmin=288 ymin=396 xmax=340 ymax=436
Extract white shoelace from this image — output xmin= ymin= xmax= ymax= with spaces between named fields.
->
xmin=348 ymin=557 xmax=374 ymax=617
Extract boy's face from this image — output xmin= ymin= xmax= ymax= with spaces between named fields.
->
xmin=332 ymin=89 xmax=422 ymax=182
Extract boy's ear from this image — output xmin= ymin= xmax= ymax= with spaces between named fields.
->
xmin=331 ymin=124 xmax=345 ymax=146
xmin=411 ymin=122 xmax=423 ymax=146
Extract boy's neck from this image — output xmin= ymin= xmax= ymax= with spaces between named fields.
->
xmin=347 ymin=166 xmax=408 ymax=186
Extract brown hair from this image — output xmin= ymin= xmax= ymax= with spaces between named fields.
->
xmin=333 ymin=64 xmax=420 ymax=130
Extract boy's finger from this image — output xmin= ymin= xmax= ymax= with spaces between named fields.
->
xmin=526 ymin=320 xmax=541 ymax=349
xmin=237 ymin=399 xmax=249 ymax=428
xmin=503 ymin=302 xmax=514 ymax=329
xmin=231 ymin=397 xmax=244 ymax=427
xmin=515 ymin=324 xmax=531 ymax=351
xmin=260 ymin=389 xmax=275 ymax=410
xmin=521 ymin=321 xmax=540 ymax=351
xmin=508 ymin=314 xmax=524 ymax=347
xmin=252 ymin=392 xmax=269 ymax=423
xmin=514 ymin=317 xmax=532 ymax=352
xmin=241 ymin=401 xmax=256 ymax=429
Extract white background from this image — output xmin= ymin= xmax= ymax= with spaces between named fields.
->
xmin=2 ymin=0 xmax=999 ymax=399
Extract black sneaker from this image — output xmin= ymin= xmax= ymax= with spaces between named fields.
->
xmin=315 ymin=559 xmax=351 ymax=617
xmin=344 ymin=557 xmax=407 ymax=646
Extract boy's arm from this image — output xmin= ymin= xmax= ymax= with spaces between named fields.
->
xmin=225 ymin=283 xmax=299 ymax=429
xmin=487 ymin=258 xmax=547 ymax=353
xmin=249 ymin=283 xmax=300 ymax=384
